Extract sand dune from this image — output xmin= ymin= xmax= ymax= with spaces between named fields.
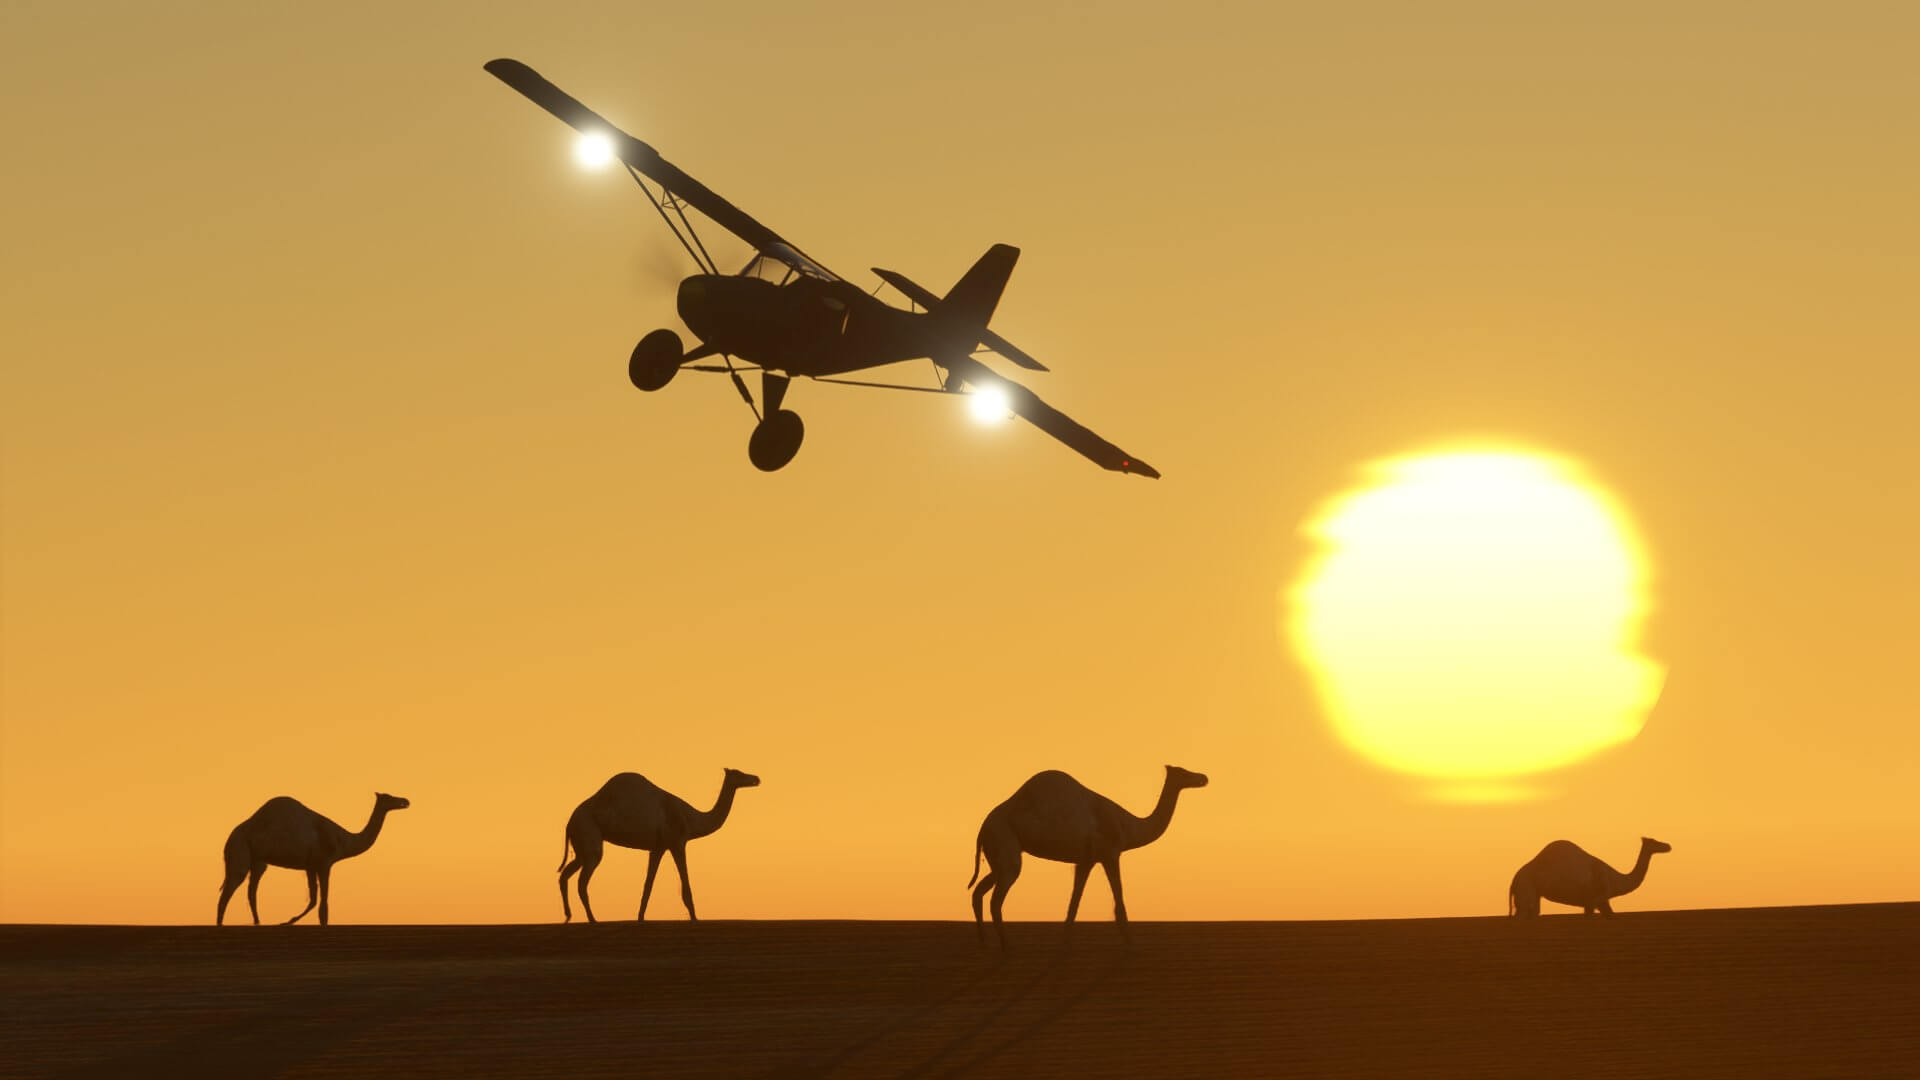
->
xmin=4 ymin=904 xmax=1915 ymax=1077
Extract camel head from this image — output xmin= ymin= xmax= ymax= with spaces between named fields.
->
xmin=724 ymin=768 xmax=762 ymax=789
xmin=375 ymin=792 xmax=412 ymax=813
xmin=1641 ymin=836 xmax=1671 ymax=854
xmin=1165 ymin=765 xmax=1210 ymax=790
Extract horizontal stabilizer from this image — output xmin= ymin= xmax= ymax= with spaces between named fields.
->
xmin=871 ymin=267 xmax=1048 ymax=371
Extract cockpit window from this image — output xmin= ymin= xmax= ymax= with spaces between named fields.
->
xmin=739 ymin=243 xmax=834 ymax=283
xmin=740 ymin=254 xmax=794 ymax=284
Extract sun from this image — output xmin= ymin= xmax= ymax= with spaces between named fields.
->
xmin=1288 ymin=447 xmax=1664 ymax=798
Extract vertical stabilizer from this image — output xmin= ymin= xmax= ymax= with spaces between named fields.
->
xmin=940 ymin=244 xmax=1019 ymax=330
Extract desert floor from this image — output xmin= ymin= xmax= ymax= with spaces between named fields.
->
xmin=4 ymin=903 xmax=1916 ymax=1077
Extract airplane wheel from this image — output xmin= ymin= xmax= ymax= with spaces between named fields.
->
xmin=629 ymin=329 xmax=683 ymax=391
xmin=747 ymin=410 xmax=804 ymax=472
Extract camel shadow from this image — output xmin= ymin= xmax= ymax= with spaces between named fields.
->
xmin=52 ymin=979 xmax=414 ymax=1078
xmin=773 ymin=956 xmax=993 ymax=1077
xmin=911 ymin=936 xmax=1131 ymax=1077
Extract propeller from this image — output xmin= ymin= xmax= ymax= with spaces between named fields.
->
xmin=632 ymin=235 xmax=687 ymax=291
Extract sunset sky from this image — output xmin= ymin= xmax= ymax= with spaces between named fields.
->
xmin=3 ymin=2 xmax=1915 ymax=924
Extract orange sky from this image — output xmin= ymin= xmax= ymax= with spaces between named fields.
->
xmin=3 ymin=2 xmax=1916 ymax=925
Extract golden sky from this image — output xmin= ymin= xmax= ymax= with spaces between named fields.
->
xmin=3 ymin=1 xmax=1916 ymax=924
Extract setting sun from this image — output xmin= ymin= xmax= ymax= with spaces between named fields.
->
xmin=1290 ymin=448 xmax=1664 ymax=796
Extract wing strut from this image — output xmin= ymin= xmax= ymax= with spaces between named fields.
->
xmin=627 ymin=165 xmax=716 ymax=274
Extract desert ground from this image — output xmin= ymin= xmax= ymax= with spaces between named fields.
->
xmin=3 ymin=903 xmax=1915 ymax=1077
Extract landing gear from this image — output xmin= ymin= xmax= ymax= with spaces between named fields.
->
xmin=628 ymin=329 xmax=683 ymax=391
xmin=634 ymin=348 xmax=806 ymax=470
xmin=748 ymin=409 xmax=804 ymax=471
xmin=744 ymin=371 xmax=803 ymax=472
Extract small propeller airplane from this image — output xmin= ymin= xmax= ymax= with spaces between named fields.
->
xmin=485 ymin=59 xmax=1159 ymax=477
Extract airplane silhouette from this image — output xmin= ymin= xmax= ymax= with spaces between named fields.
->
xmin=485 ymin=59 xmax=1159 ymax=477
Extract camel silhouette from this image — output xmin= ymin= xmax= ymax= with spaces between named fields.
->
xmin=967 ymin=765 xmax=1209 ymax=947
xmin=557 ymin=768 xmax=761 ymax=923
xmin=1509 ymin=836 xmax=1671 ymax=917
xmin=216 ymin=792 xmax=410 ymax=926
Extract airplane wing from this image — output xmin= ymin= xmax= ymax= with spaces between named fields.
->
xmin=484 ymin=58 xmax=841 ymax=280
xmin=940 ymin=354 xmax=1160 ymax=478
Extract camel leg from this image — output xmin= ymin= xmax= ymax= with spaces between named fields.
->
xmin=573 ymin=836 xmax=604 ymax=924
xmin=1511 ymin=879 xmax=1540 ymax=918
xmin=988 ymin=851 xmax=1021 ymax=950
xmin=1100 ymin=856 xmax=1129 ymax=938
xmin=217 ymin=867 xmax=247 ymax=926
xmin=639 ymin=850 xmax=665 ymax=921
xmin=1064 ymin=862 xmax=1094 ymax=924
xmin=285 ymin=871 xmax=318 ymax=925
xmin=971 ymin=873 xmax=996 ymax=943
xmin=1597 ymin=898 xmax=1615 ymax=916
xmin=670 ymin=844 xmax=696 ymax=922
xmin=558 ymin=859 xmax=579 ymax=923
xmin=317 ymin=865 xmax=333 ymax=926
xmin=246 ymin=864 xmax=266 ymax=926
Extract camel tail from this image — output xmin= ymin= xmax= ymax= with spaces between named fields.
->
xmin=557 ymin=828 xmax=572 ymax=874
xmin=1507 ymin=869 xmax=1530 ymax=917
xmin=966 ymin=837 xmax=983 ymax=888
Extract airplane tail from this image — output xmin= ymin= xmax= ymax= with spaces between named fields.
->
xmin=938 ymin=244 xmax=1019 ymax=340
xmin=870 ymin=255 xmax=1047 ymax=371
xmin=870 ymin=246 xmax=1159 ymax=478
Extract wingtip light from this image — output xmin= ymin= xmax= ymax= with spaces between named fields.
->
xmin=967 ymin=385 xmax=1011 ymax=424
xmin=574 ymin=132 xmax=616 ymax=170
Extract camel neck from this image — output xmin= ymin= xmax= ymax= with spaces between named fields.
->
xmin=340 ymin=804 xmax=390 ymax=859
xmin=1610 ymin=845 xmax=1656 ymax=897
xmin=1120 ymin=779 xmax=1183 ymax=850
xmin=687 ymin=781 xmax=739 ymax=840
xmin=1620 ymin=845 xmax=1651 ymax=887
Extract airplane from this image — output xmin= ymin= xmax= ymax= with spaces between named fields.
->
xmin=484 ymin=59 xmax=1159 ymax=478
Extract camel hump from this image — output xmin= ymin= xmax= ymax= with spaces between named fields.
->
xmin=1017 ymin=770 xmax=1088 ymax=797
xmin=1535 ymin=839 xmax=1588 ymax=861
xmin=595 ymin=772 xmax=664 ymax=800
xmin=250 ymin=796 xmax=310 ymax=820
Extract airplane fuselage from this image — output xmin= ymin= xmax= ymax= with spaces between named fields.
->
xmin=676 ymin=273 xmax=953 ymax=377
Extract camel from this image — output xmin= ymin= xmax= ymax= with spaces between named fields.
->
xmin=557 ymin=768 xmax=761 ymax=923
xmin=216 ymin=792 xmax=411 ymax=926
xmin=967 ymin=765 xmax=1209 ymax=947
xmin=1509 ymin=836 xmax=1671 ymax=917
